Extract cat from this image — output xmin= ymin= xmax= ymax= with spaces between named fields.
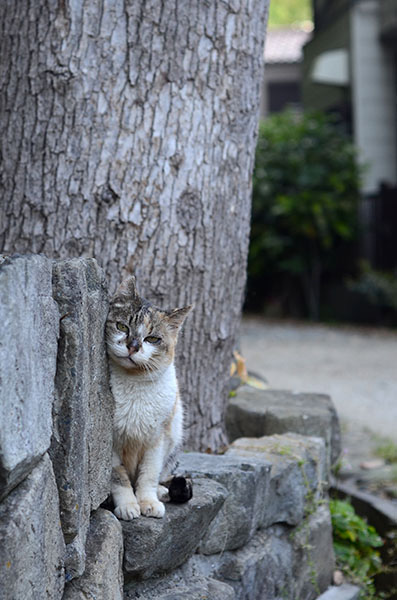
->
xmin=106 ymin=275 xmax=192 ymax=520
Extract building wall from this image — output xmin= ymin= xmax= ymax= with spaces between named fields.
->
xmin=302 ymin=11 xmax=351 ymax=117
xmin=260 ymin=63 xmax=302 ymax=117
xmin=351 ymin=0 xmax=397 ymax=194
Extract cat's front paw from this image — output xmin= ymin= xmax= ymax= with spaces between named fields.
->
xmin=114 ymin=501 xmax=141 ymax=520
xmin=157 ymin=484 xmax=170 ymax=502
xmin=139 ymin=497 xmax=165 ymax=518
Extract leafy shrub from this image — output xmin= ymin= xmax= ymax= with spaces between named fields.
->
xmin=249 ymin=110 xmax=361 ymax=318
xmin=348 ymin=261 xmax=397 ymax=312
xmin=329 ymin=498 xmax=383 ymax=598
xmin=374 ymin=437 xmax=397 ymax=464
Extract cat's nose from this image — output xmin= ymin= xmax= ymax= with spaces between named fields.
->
xmin=127 ymin=339 xmax=141 ymax=355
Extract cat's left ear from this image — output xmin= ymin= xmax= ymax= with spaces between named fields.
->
xmin=167 ymin=305 xmax=193 ymax=330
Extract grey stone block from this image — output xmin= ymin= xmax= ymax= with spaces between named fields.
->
xmin=198 ymin=527 xmax=294 ymax=600
xmin=122 ymin=477 xmax=227 ymax=580
xmin=0 ymin=453 xmax=65 ymax=600
xmin=0 ymin=255 xmax=59 ymax=500
xmin=292 ymin=503 xmax=335 ymax=599
xmin=206 ymin=578 xmax=237 ymax=600
xmin=176 ymin=451 xmax=271 ymax=554
xmin=63 ymin=509 xmax=124 ymax=600
xmin=189 ymin=504 xmax=334 ymax=600
xmin=64 ymin=530 xmax=88 ymax=584
xmin=50 ymin=258 xmax=113 ymax=578
xmin=124 ymin=574 xmax=236 ymax=600
xmin=226 ymin=387 xmax=341 ymax=466
xmin=316 ymin=584 xmax=361 ymax=600
xmin=226 ymin=433 xmax=327 ymax=527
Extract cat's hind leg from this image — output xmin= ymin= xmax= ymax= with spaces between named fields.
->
xmin=112 ymin=456 xmax=140 ymax=520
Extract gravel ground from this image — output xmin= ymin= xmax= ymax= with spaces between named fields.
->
xmin=241 ymin=317 xmax=397 ymax=441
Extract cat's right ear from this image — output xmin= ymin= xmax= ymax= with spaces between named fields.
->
xmin=166 ymin=305 xmax=193 ymax=330
xmin=114 ymin=275 xmax=138 ymax=299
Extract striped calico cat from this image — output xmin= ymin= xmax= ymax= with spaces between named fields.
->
xmin=106 ymin=276 xmax=192 ymax=519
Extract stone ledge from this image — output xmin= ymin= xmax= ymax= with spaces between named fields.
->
xmin=121 ymin=433 xmax=332 ymax=598
xmin=192 ymin=505 xmax=334 ymax=599
xmin=176 ymin=450 xmax=271 ymax=554
xmin=226 ymin=387 xmax=341 ymax=466
xmin=226 ymin=433 xmax=327 ymax=528
xmin=175 ymin=433 xmax=327 ymax=555
xmin=125 ymin=502 xmax=334 ymax=600
xmin=122 ymin=478 xmax=228 ymax=581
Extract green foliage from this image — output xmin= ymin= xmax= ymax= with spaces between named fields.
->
xmin=348 ymin=261 xmax=397 ymax=312
xmin=330 ymin=499 xmax=383 ymax=598
xmin=374 ymin=437 xmax=397 ymax=464
xmin=249 ymin=110 xmax=361 ymax=318
xmin=268 ymin=0 xmax=312 ymax=27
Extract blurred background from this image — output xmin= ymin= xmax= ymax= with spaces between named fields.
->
xmin=240 ymin=4 xmax=397 ymax=591
xmin=241 ymin=0 xmax=397 ymax=514
xmin=246 ymin=0 xmax=396 ymax=324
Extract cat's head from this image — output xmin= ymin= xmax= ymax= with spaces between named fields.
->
xmin=106 ymin=276 xmax=192 ymax=374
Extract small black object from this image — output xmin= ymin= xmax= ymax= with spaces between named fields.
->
xmin=168 ymin=476 xmax=193 ymax=504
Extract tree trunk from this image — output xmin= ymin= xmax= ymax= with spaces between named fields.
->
xmin=0 ymin=0 xmax=268 ymax=450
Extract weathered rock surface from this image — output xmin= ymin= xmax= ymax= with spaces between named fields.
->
xmin=176 ymin=451 xmax=271 ymax=554
xmin=122 ymin=478 xmax=227 ymax=580
xmin=291 ymin=503 xmax=335 ymax=599
xmin=63 ymin=509 xmax=124 ymax=600
xmin=185 ymin=504 xmax=334 ymax=600
xmin=212 ymin=527 xmax=294 ymax=600
xmin=50 ymin=258 xmax=113 ymax=578
xmin=0 ymin=453 xmax=65 ymax=600
xmin=226 ymin=433 xmax=328 ymax=528
xmin=0 ymin=255 xmax=59 ymax=500
xmin=124 ymin=571 xmax=236 ymax=600
xmin=226 ymin=387 xmax=341 ymax=465
xmin=0 ymin=252 xmax=339 ymax=600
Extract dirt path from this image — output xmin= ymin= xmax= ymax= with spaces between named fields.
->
xmin=241 ymin=317 xmax=397 ymax=442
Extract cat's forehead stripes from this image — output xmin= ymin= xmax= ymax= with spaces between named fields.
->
xmin=128 ymin=303 xmax=154 ymax=327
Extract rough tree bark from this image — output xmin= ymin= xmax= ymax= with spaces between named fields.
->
xmin=0 ymin=0 xmax=269 ymax=450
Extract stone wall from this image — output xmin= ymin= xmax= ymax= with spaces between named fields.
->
xmin=0 ymin=255 xmax=122 ymax=599
xmin=0 ymin=255 xmax=338 ymax=600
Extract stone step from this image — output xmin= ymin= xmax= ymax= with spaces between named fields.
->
xmin=122 ymin=433 xmax=334 ymax=599
xmin=124 ymin=503 xmax=334 ymax=600
xmin=176 ymin=432 xmax=327 ymax=555
xmin=226 ymin=386 xmax=341 ymax=466
xmin=121 ymin=478 xmax=227 ymax=581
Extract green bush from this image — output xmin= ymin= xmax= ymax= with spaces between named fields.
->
xmin=249 ymin=110 xmax=361 ymax=318
xmin=348 ymin=261 xmax=397 ymax=312
xmin=374 ymin=436 xmax=397 ymax=464
xmin=329 ymin=498 xmax=383 ymax=598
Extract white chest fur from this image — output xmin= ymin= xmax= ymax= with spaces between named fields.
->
xmin=110 ymin=362 xmax=178 ymax=444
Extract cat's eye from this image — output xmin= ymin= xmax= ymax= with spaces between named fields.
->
xmin=144 ymin=336 xmax=161 ymax=344
xmin=116 ymin=322 xmax=129 ymax=333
